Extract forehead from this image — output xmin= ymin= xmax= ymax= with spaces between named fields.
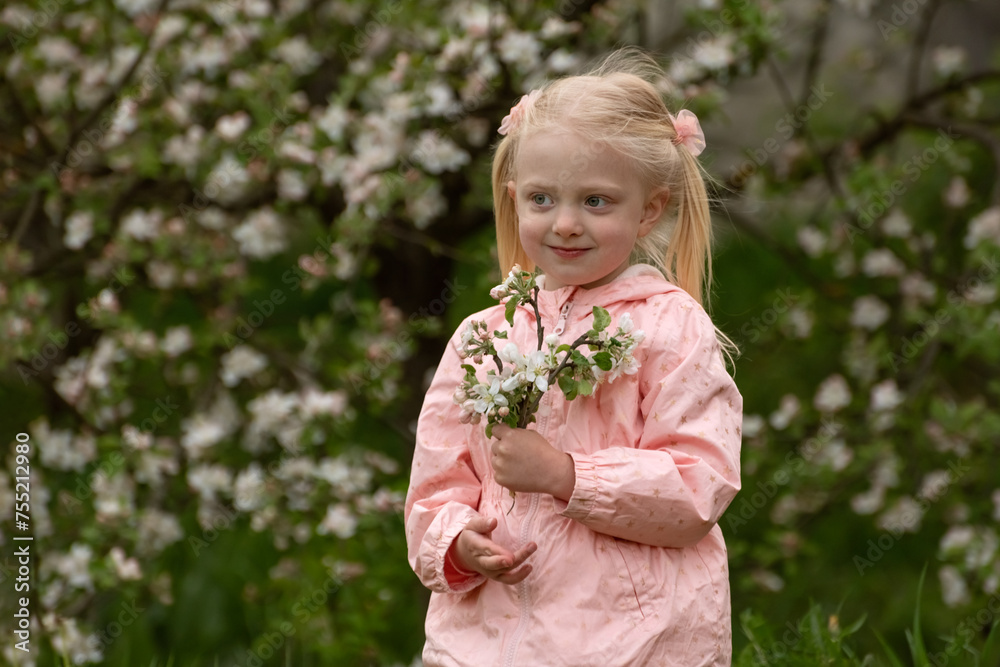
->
xmin=513 ymin=129 xmax=637 ymax=186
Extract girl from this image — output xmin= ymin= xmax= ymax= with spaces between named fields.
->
xmin=405 ymin=48 xmax=742 ymax=667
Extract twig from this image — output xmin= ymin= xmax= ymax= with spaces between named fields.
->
xmin=799 ymin=0 xmax=830 ymax=110
xmin=905 ymin=0 xmax=942 ymax=100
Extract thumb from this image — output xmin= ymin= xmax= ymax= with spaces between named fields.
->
xmin=465 ymin=515 xmax=497 ymax=535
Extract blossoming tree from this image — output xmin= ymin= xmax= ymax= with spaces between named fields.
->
xmin=0 ymin=0 xmax=999 ymax=664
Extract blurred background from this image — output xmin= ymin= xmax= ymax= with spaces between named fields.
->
xmin=1 ymin=0 xmax=999 ymax=664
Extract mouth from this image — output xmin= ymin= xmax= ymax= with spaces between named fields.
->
xmin=549 ymin=246 xmax=590 ymax=259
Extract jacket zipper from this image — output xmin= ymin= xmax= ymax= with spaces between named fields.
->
xmin=501 ymin=383 xmax=561 ymax=666
xmin=551 ymin=301 xmax=574 ymax=335
xmin=502 ymin=295 xmax=574 ymax=666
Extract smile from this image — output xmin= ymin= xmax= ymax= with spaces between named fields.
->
xmin=549 ymin=246 xmax=590 ymax=259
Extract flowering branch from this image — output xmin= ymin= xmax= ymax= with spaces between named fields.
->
xmin=454 ymin=265 xmax=644 ymax=439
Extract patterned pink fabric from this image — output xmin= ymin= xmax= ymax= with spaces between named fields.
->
xmin=405 ymin=264 xmax=743 ymax=666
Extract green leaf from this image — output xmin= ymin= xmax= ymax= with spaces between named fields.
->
xmin=592 ymin=306 xmax=611 ymax=332
xmin=461 ymin=364 xmax=476 ymax=374
xmin=578 ymin=380 xmax=594 ymax=396
xmin=485 ymin=422 xmax=494 ymax=439
xmin=558 ymin=374 xmax=578 ymax=400
xmin=556 ymin=344 xmax=572 ymax=354
xmin=592 ymin=351 xmax=613 ymax=371
xmin=505 ymin=298 xmax=518 ymax=327
xmin=494 ymin=329 xmax=508 ymax=339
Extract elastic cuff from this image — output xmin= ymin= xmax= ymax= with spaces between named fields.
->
xmin=558 ymin=453 xmax=598 ymax=521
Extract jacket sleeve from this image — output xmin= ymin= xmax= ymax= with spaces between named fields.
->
xmin=556 ymin=294 xmax=742 ymax=548
xmin=404 ymin=324 xmax=488 ymax=593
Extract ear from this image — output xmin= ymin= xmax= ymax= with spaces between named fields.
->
xmin=506 ymin=180 xmax=518 ymax=214
xmin=638 ymin=187 xmax=670 ymax=237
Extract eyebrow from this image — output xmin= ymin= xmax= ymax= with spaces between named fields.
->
xmin=519 ymin=180 xmax=626 ymax=194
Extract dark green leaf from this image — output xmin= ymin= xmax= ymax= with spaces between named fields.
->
xmin=593 ymin=351 xmax=613 ymax=371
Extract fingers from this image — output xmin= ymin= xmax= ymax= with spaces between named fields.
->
xmin=465 ymin=515 xmax=497 ymax=536
xmin=491 ymin=423 xmax=511 ymax=439
xmin=476 ymin=540 xmax=537 ymax=585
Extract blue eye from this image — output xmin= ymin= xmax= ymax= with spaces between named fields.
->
xmin=531 ymin=194 xmax=551 ymax=205
xmin=585 ymin=196 xmax=607 ymax=208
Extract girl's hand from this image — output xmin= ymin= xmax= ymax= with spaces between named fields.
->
xmin=490 ymin=424 xmax=576 ymax=501
xmin=451 ymin=516 xmax=537 ymax=585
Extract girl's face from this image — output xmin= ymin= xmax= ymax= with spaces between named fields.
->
xmin=507 ymin=130 xmax=668 ymax=291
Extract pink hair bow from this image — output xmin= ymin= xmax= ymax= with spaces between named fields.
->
xmin=498 ymin=89 xmax=540 ymax=136
xmin=669 ymin=109 xmax=706 ymax=156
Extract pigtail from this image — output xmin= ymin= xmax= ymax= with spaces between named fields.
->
xmin=665 ymin=148 xmax=713 ymax=308
xmin=492 ymin=136 xmax=534 ymax=276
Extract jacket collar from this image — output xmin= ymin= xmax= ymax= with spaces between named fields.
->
xmin=533 ymin=264 xmax=683 ymax=315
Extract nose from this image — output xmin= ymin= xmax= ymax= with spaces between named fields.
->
xmin=552 ymin=206 xmax=582 ymax=237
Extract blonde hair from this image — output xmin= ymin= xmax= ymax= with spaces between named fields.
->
xmin=492 ymin=47 xmax=715 ymax=309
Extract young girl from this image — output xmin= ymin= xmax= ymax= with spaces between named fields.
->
xmin=405 ymin=48 xmax=742 ymax=666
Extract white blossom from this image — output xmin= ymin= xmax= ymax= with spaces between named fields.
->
xmin=851 ymin=485 xmax=885 ymax=515
xmin=109 ymin=546 xmax=142 ymax=580
xmin=220 ymin=345 xmax=268 ymax=386
xmin=51 ymin=543 xmax=94 ymax=590
xmin=64 ymin=211 xmax=94 ymax=250
xmin=234 ymin=463 xmax=268 ymax=511
xmin=769 ymin=394 xmax=800 ymax=430
xmin=742 ymin=414 xmax=766 ymax=438
xmin=232 ymin=207 xmax=287 ymax=258
xmin=877 ymin=496 xmax=923 ymax=534
xmin=137 ymin=509 xmax=184 ymax=554
xmin=275 ymin=35 xmax=321 ymax=74
xmin=939 ymin=565 xmax=970 ymax=607
xmin=317 ymin=503 xmax=357 ymax=539
xmin=496 ymin=30 xmax=541 ymax=71
xmin=881 ymin=209 xmax=912 ymax=237
xmin=814 ymin=374 xmax=851 ymax=412
xmin=407 ymin=182 xmax=447 ymax=229
xmin=939 ymin=525 xmax=975 ymax=553
xmin=797 ymin=226 xmax=827 ymax=257
xmin=215 ymin=111 xmax=251 ymax=141
xmin=692 ymin=35 xmax=735 ymax=71
xmin=862 ymin=249 xmax=905 ymax=277
xmin=35 ymin=71 xmax=69 ymax=111
xmin=161 ymin=325 xmax=193 ymax=357
xmin=300 ymin=388 xmax=348 ymax=419
xmin=850 ymin=295 xmax=890 ymax=330
xmin=932 ymin=46 xmax=966 ymax=78
xmin=121 ymin=208 xmax=163 ymax=241
xmin=870 ymin=379 xmax=904 ymax=412
xmin=411 ymin=130 xmax=470 ymax=174
xmin=188 ymin=463 xmax=233 ymax=502
xmin=964 ymin=206 xmax=1000 ymax=249
xmin=944 ymin=177 xmax=970 ymax=208
xmin=317 ymin=104 xmax=351 ymax=142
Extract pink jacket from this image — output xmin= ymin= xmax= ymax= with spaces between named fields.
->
xmin=405 ymin=265 xmax=743 ymax=666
